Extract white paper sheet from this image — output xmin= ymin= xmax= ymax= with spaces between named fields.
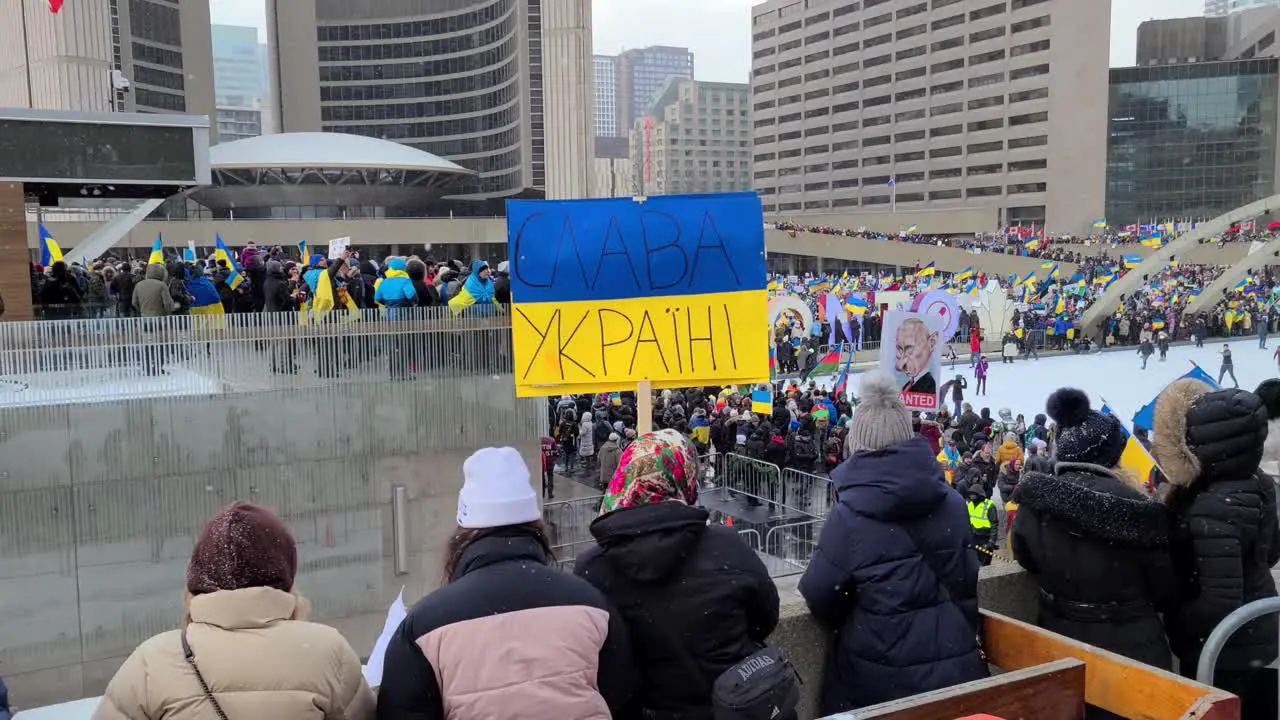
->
xmin=362 ymin=586 xmax=408 ymax=689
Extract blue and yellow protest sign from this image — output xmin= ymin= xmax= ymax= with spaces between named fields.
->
xmin=506 ymin=193 xmax=769 ymax=397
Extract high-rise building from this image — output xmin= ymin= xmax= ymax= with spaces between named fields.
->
xmin=212 ymin=24 xmax=265 ymax=107
xmin=212 ymin=24 xmax=268 ymax=142
xmin=629 ymin=79 xmax=752 ymax=196
xmin=0 ymin=0 xmax=215 ymax=120
xmin=1107 ymin=58 xmax=1280 ymax=224
xmin=594 ymin=55 xmax=619 ymax=137
xmin=748 ymin=0 xmax=1110 ymax=233
xmin=616 ymin=45 xmax=694 ymax=133
xmin=269 ymin=0 xmax=593 ymax=200
xmin=1208 ymin=0 xmax=1280 ymax=15
xmin=1137 ymin=10 xmax=1280 ymax=66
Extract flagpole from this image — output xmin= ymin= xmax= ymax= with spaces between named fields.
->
xmin=891 ymin=182 xmax=897 ymax=214
xmin=20 ymin=0 xmax=34 ymax=108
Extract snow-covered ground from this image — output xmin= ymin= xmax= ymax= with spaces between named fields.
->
xmin=0 ymin=365 xmax=225 ymax=408
xmin=814 ymin=337 xmax=1280 ymax=427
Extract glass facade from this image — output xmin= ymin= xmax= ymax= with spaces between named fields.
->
xmin=1106 ymin=59 xmax=1279 ymax=225
xmin=316 ymin=0 xmax=528 ymax=197
xmin=128 ymin=0 xmax=186 ymax=112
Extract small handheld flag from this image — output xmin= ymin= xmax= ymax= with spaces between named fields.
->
xmin=213 ymin=234 xmax=244 ymax=289
xmin=49 ymin=0 xmax=64 ymax=12
xmin=750 ymin=386 xmax=773 ymax=415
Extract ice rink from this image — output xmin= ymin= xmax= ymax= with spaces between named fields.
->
xmin=820 ymin=337 xmax=1280 ymax=427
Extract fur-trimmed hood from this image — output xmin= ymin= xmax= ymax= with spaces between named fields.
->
xmin=1153 ymin=378 xmax=1268 ymax=489
xmin=1014 ymin=462 xmax=1170 ymax=548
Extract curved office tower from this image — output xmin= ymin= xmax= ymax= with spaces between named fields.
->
xmin=269 ymin=0 xmax=592 ymax=200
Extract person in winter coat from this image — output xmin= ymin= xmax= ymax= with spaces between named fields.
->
xmin=800 ymin=373 xmax=987 ymax=714
xmin=972 ymin=444 xmax=999 ymax=496
xmin=1012 ymin=389 xmax=1176 ymax=680
xmin=262 ymin=260 xmax=294 ymax=312
xmin=1139 ymin=336 xmax=1154 ymax=369
xmin=575 ymin=430 xmax=778 ymax=719
xmin=379 ymin=448 xmax=636 ymax=720
xmin=965 ymin=484 xmax=999 ymax=567
xmin=374 ymin=258 xmax=418 ymax=318
xmin=186 ymin=265 xmax=223 ymax=315
xmin=132 ymin=263 xmax=176 ymax=318
xmin=96 ymin=502 xmax=375 ymax=720
xmin=939 ymin=374 xmax=968 ymax=417
xmin=111 ymin=263 xmax=137 ymax=317
xmin=936 ymin=437 xmax=961 ymax=485
xmin=995 ymin=433 xmax=1022 ymax=467
xmin=578 ymin=412 xmax=597 ymax=466
xmin=1153 ymin=378 xmax=1279 ymax=718
xmin=1023 ymin=440 xmax=1052 ymax=475
xmin=974 ymin=355 xmax=990 ymax=396
xmin=597 ymin=433 xmax=622 ymax=490
xmin=996 ymin=456 xmax=1023 ymax=504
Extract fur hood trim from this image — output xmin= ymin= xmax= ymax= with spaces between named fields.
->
xmin=1015 ymin=463 xmax=1170 ymax=547
xmin=1151 ymin=377 xmax=1213 ymax=489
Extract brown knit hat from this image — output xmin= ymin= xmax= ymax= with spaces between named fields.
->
xmin=186 ymin=501 xmax=297 ymax=596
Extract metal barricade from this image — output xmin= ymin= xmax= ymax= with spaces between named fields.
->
xmin=762 ymin=519 xmax=825 ymax=577
xmin=781 ymin=467 xmax=836 ymax=519
xmin=542 ymin=495 xmax=604 ymax=570
xmin=1196 ymin=597 xmax=1280 ymax=685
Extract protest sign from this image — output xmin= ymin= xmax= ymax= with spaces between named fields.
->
xmin=506 ymin=193 xmax=769 ymax=398
xmin=328 ymin=236 xmax=350 ymax=259
xmin=879 ymin=309 xmax=942 ymax=411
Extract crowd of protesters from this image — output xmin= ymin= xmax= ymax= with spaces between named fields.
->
xmin=28 ymin=242 xmax=509 ymax=321
xmin=8 ymin=370 xmax=1252 ymax=720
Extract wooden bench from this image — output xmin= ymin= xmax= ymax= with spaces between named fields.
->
xmin=832 ymin=612 xmax=1239 ymax=720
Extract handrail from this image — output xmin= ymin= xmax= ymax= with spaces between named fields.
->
xmin=1195 ymin=596 xmax=1280 ymax=685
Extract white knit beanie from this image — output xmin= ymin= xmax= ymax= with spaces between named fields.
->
xmin=847 ymin=373 xmax=915 ymax=454
xmin=457 ymin=447 xmax=540 ymax=529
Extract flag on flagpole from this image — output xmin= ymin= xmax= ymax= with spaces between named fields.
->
xmin=49 ymin=0 xmax=64 ymax=13
xmin=147 ymin=234 xmax=164 ymax=265
xmin=831 ymin=345 xmax=855 ymax=400
xmin=298 ymin=240 xmax=309 ymax=262
xmin=1100 ymin=400 xmax=1158 ymax=489
xmin=38 ymin=223 xmax=63 ymax=267
xmin=213 ymin=234 xmax=244 ymax=289
xmin=917 ymin=261 xmax=936 ymax=277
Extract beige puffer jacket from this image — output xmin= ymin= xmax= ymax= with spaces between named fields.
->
xmin=94 ymin=587 xmax=375 ymax=720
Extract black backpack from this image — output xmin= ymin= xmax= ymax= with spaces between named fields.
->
xmin=609 ymin=554 xmax=800 ymax=720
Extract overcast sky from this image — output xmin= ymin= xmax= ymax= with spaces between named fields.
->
xmin=211 ymin=0 xmax=1207 ymax=83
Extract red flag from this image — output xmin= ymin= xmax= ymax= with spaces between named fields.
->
xmin=49 ymin=0 xmax=64 ymax=12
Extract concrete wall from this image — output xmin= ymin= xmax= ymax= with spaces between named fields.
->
xmin=0 ymin=323 xmax=544 ymax=707
xmin=1054 ymin=240 xmax=1254 ymax=265
xmin=764 ymin=208 xmax=1000 ymax=237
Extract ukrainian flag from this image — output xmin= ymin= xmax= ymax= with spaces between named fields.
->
xmin=1054 ymin=294 xmax=1065 ymax=314
xmin=1040 ymin=261 xmax=1054 ymax=269
xmin=213 ymin=234 xmax=244 ymax=289
xmin=298 ymin=240 xmax=308 ymax=262
xmin=1235 ymin=277 xmax=1248 ymax=292
xmin=1024 ymin=236 xmax=1041 ymax=249
xmin=847 ymin=293 xmax=869 ymax=315
xmin=1152 ymin=318 xmax=1166 ymax=330
xmin=964 ymin=279 xmax=978 ymax=295
xmin=147 ymin=234 xmax=165 ymax=265
xmin=1092 ymin=217 xmax=1107 ymax=228
xmin=38 ymin=223 xmax=63 ymax=266
xmin=1122 ymin=254 xmax=1141 ymax=269
xmin=904 ymin=223 xmax=919 ymax=234
xmin=954 ymin=266 xmax=974 ymax=281
xmin=1101 ymin=402 xmax=1157 ymax=486
xmin=1168 ymin=258 xmax=1179 ymax=268
xmin=917 ymin=261 xmax=936 ymax=277
xmin=751 ymin=386 xmax=773 ymax=415
xmin=1048 ymin=264 xmax=1060 ymax=279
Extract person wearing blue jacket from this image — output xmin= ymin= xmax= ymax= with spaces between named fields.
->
xmin=373 ymin=257 xmax=417 ymax=318
xmin=0 ymin=672 xmax=11 ymax=720
xmin=800 ymin=372 xmax=987 ymax=714
xmin=186 ymin=264 xmax=223 ymax=314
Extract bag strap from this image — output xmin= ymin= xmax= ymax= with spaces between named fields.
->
xmin=181 ymin=629 xmax=231 ymax=720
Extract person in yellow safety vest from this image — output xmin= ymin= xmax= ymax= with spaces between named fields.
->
xmin=964 ymin=484 xmax=998 ymax=567
xmin=936 ymin=438 xmax=960 ymax=484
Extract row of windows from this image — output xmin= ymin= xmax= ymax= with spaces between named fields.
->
xmin=760 ymin=180 xmax=1045 ymax=200
xmin=316 ymin=0 xmax=513 ymax=42
xmin=318 ymin=18 xmax=513 ymax=62
xmin=129 ymin=0 xmax=181 ymax=48
xmin=321 ymin=80 xmax=518 ymax=121
xmin=320 ymin=61 xmax=518 ymax=102
xmin=135 ymin=87 xmax=184 ymax=112
xmin=754 ymin=133 xmax=1049 ymax=160
xmin=132 ymin=64 xmax=184 ymax=91
xmin=320 ymin=36 xmax=518 ymax=79
xmin=323 ymin=104 xmax=521 ymax=139
xmin=131 ymin=41 xmax=182 ymax=70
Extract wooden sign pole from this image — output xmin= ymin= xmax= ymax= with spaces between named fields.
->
xmin=636 ymin=380 xmax=653 ymax=435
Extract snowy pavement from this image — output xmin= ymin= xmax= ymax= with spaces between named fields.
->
xmin=813 ymin=337 xmax=1280 ymax=428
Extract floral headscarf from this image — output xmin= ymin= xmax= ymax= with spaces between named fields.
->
xmin=600 ymin=429 xmax=699 ymax=514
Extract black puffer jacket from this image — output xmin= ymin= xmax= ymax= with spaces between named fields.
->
xmin=574 ymin=502 xmax=779 ymax=720
xmin=1012 ymin=462 xmax=1175 ymax=669
xmin=1153 ymin=382 xmax=1280 ymax=673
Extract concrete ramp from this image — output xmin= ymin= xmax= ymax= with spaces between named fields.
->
xmin=65 ymin=198 xmax=165 ymax=263
xmin=767 ymin=229 xmax=1079 ymax=278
